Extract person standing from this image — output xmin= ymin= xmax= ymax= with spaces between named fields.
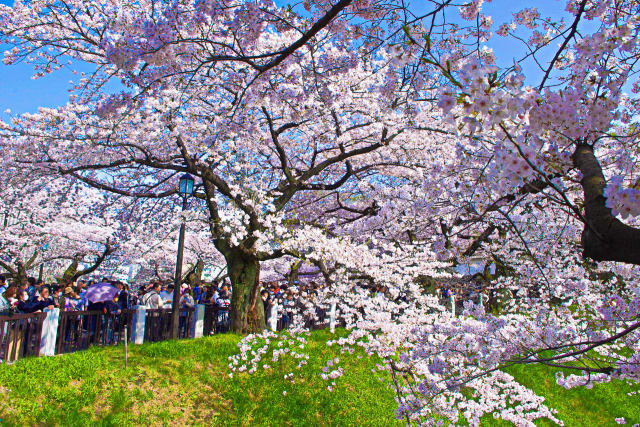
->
xmin=142 ymin=282 xmax=163 ymax=309
xmin=26 ymin=277 xmax=37 ymax=300
xmin=36 ymin=286 xmax=56 ymax=309
xmin=261 ymin=290 xmax=273 ymax=323
xmin=63 ymin=287 xmax=80 ymax=311
xmin=0 ymin=286 xmax=16 ymax=314
xmin=159 ymin=285 xmax=174 ymax=306
xmin=0 ymin=275 xmax=7 ymax=295
xmin=180 ymin=288 xmax=195 ymax=308
xmin=192 ymin=283 xmax=202 ymax=304
xmin=114 ymin=282 xmax=129 ymax=310
xmin=50 ymin=285 xmax=63 ymax=308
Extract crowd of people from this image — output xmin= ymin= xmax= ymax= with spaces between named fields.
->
xmin=0 ymin=275 xmax=64 ymax=315
xmin=0 ymin=272 xmax=336 ymax=330
xmin=260 ymin=280 xmax=331 ymax=328
xmin=0 ymin=273 xmax=231 ymax=315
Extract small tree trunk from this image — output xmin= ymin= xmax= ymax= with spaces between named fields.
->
xmin=15 ymin=262 xmax=29 ymax=287
xmin=59 ymin=258 xmax=79 ymax=285
xmin=287 ymin=260 xmax=302 ymax=286
xmin=225 ymin=250 xmax=265 ymax=333
xmin=186 ymin=259 xmax=205 ymax=287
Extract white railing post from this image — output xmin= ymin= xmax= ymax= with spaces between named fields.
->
xmin=132 ymin=305 xmax=146 ymax=344
xmin=450 ymin=294 xmax=456 ymax=317
xmin=329 ymin=303 xmax=337 ymax=333
xmin=193 ymin=304 xmax=205 ymax=338
xmin=270 ymin=303 xmax=278 ymax=332
xmin=40 ymin=308 xmax=60 ymax=356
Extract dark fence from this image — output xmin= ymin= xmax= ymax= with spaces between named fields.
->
xmin=203 ymin=305 xmax=230 ymax=335
xmin=1 ymin=303 xmax=339 ymax=362
xmin=144 ymin=307 xmax=195 ymax=342
xmin=56 ymin=309 xmax=134 ymax=354
xmin=0 ymin=312 xmax=47 ymax=362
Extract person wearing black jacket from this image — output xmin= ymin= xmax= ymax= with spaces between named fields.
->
xmin=37 ymin=286 xmax=57 ymax=308
xmin=115 ymin=282 xmax=129 ymax=311
xmin=87 ymin=299 xmax=121 ymax=314
xmin=104 ymin=299 xmax=121 ymax=315
xmin=17 ymin=289 xmax=54 ymax=313
xmin=261 ymin=290 xmax=274 ymax=323
xmin=86 ymin=297 xmax=122 ymax=343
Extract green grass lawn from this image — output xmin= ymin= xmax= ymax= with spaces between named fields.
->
xmin=502 ymin=363 xmax=640 ymax=427
xmin=0 ymin=330 xmax=637 ymax=426
xmin=0 ymin=330 xmax=399 ymax=426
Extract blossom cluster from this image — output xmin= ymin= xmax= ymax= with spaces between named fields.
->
xmin=228 ymin=329 xmax=311 ymax=376
xmin=320 ymin=357 xmax=343 ymax=391
xmin=604 ymin=176 xmax=640 ymax=219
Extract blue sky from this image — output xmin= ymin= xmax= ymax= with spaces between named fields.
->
xmin=1 ymin=0 xmax=77 ymax=114
xmin=0 ymin=0 xmax=574 ymax=115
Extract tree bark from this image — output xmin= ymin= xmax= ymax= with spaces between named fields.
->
xmin=15 ymin=261 xmax=28 ymax=287
xmin=225 ymin=250 xmax=265 ymax=333
xmin=186 ymin=258 xmax=205 ymax=287
xmin=572 ymin=144 xmax=640 ymax=264
xmin=59 ymin=257 xmax=79 ymax=285
xmin=0 ymin=260 xmax=29 ymax=287
xmin=287 ymin=260 xmax=302 ymax=285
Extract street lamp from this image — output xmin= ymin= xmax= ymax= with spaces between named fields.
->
xmin=171 ymin=173 xmax=194 ymax=339
xmin=179 ymin=173 xmax=195 ymax=200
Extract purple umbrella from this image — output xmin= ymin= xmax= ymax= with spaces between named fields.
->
xmin=84 ymin=282 xmax=119 ymax=303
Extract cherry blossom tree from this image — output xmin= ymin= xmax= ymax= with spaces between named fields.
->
xmin=329 ymin=0 xmax=640 ymax=422
xmin=0 ymin=172 xmax=118 ymax=285
xmin=224 ymin=0 xmax=640 ymax=422
xmin=0 ymin=0 xmax=446 ymax=332
xmin=2 ymin=0 xmax=640 ymax=423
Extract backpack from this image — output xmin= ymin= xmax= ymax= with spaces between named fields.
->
xmin=142 ymin=291 xmax=158 ymax=307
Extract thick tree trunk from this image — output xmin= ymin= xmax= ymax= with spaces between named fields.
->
xmin=572 ymin=144 xmax=640 ymax=265
xmin=225 ymin=251 xmax=265 ymax=333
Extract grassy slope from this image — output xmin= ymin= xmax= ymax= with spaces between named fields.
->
xmin=0 ymin=330 xmax=399 ymax=426
xmin=0 ymin=330 xmax=637 ymax=426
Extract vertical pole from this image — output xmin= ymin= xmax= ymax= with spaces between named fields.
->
xmin=171 ymin=197 xmax=188 ymax=340
xmin=270 ymin=303 xmax=278 ymax=332
xmin=124 ymin=328 xmax=128 ymax=368
xmin=329 ymin=303 xmax=337 ymax=333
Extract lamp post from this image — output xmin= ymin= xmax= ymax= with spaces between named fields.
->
xmin=171 ymin=173 xmax=194 ymax=339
